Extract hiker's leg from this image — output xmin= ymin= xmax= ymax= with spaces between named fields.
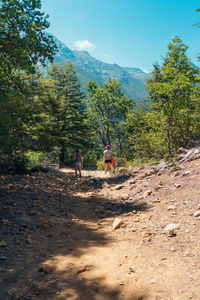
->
xmin=105 ymin=163 xmax=108 ymax=174
xmin=107 ymin=163 xmax=111 ymax=174
xmin=74 ymin=165 xmax=78 ymax=177
xmin=78 ymin=164 xmax=81 ymax=177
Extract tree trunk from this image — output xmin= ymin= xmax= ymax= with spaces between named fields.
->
xmin=167 ymin=116 xmax=172 ymax=156
xmin=106 ymin=127 xmax=111 ymax=146
xmin=59 ymin=141 xmax=65 ymax=167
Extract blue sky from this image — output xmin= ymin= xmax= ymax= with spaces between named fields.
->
xmin=41 ymin=0 xmax=200 ymax=72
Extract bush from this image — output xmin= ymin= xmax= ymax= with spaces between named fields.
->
xmin=0 ymin=154 xmax=29 ymax=174
xmin=97 ymin=159 xmax=104 ymax=170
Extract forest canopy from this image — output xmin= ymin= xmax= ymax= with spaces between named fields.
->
xmin=0 ymin=1 xmax=200 ymax=173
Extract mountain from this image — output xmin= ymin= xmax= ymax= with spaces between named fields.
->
xmin=47 ymin=35 xmax=151 ymax=101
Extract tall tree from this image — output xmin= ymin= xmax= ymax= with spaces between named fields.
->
xmin=146 ymin=36 xmax=200 ymax=156
xmin=0 ymin=0 xmax=57 ymax=171
xmin=86 ymin=78 xmax=132 ymax=148
xmin=42 ymin=62 xmax=89 ymax=166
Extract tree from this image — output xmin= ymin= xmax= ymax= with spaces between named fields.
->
xmin=0 ymin=0 xmax=57 ymax=171
xmin=146 ymin=36 xmax=200 ymax=156
xmin=86 ymin=78 xmax=132 ymax=149
xmin=0 ymin=0 xmax=57 ymax=73
xmin=41 ymin=62 xmax=89 ymax=166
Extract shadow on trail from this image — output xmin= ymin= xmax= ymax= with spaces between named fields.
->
xmin=82 ymin=173 xmax=132 ymax=190
xmin=0 ymin=172 xmax=149 ymax=300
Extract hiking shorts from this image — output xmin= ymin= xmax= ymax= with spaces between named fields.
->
xmin=104 ymin=160 xmax=111 ymax=163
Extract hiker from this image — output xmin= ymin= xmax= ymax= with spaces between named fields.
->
xmin=103 ymin=145 xmax=114 ymax=175
xmin=73 ymin=149 xmax=83 ymax=178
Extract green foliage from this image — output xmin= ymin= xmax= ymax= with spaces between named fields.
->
xmin=86 ymin=78 xmax=132 ymax=149
xmin=96 ymin=159 xmax=105 ymax=171
xmin=146 ymin=36 xmax=200 ymax=156
xmin=0 ymin=0 xmax=57 ymax=72
xmin=39 ymin=62 xmax=90 ymax=166
xmin=0 ymin=0 xmax=57 ymax=172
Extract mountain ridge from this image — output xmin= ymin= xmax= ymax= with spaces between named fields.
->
xmin=47 ymin=35 xmax=152 ymax=101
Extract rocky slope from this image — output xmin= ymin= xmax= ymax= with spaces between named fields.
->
xmin=0 ymin=147 xmax=200 ymax=299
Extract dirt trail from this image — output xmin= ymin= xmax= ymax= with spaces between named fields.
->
xmin=0 ymin=159 xmax=200 ymax=300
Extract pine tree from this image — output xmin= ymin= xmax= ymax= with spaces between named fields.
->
xmin=42 ymin=62 xmax=89 ymax=166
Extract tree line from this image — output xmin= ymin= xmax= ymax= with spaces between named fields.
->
xmin=1 ymin=0 xmax=200 ymax=173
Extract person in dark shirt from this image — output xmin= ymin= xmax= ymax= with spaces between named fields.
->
xmin=73 ymin=149 xmax=83 ymax=178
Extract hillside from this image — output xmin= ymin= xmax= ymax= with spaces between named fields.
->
xmin=0 ymin=147 xmax=200 ymax=299
xmin=47 ymin=36 xmax=151 ymax=101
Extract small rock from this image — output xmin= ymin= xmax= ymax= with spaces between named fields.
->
xmin=182 ymin=171 xmax=191 ymax=176
xmin=8 ymin=288 xmax=17 ymax=296
xmin=144 ymin=190 xmax=153 ymax=196
xmin=77 ymin=265 xmax=90 ymax=273
xmin=164 ymin=223 xmax=179 ymax=235
xmin=121 ymin=194 xmax=129 ymax=200
xmin=174 ymin=183 xmax=181 ymax=188
xmin=129 ymin=180 xmax=136 ymax=184
xmin=2 ymin=219 xmax=10 ymax=225
xmin=33 ymin=283 xmax=46 ymax=295
xmin=176 ymin=147 xmax=187 ymax=155
xmin=168 ymin=205 xmax=176 ymax=211
xmin=115 ymin=184 xmax=124 ymax=190
xmin=38 ymin=265 xmax=53 ymax=274
xmin=174 ymin=171 xmax=180 ymax=176
xmin=0 ymin=241 xmax=7 ymax=247
xmin=193 ymin=210 xmax=200 ymax=217
xmin=113 ymin=217 xmax=123 ymax=230
xmin=0 ymin=256 xmax=6 ymax=260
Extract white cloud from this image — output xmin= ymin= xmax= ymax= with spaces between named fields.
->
xmin=141 ymin=68 xmax=151 ymax=73
xmin=74 ymin=40 xmax=95 ymax=51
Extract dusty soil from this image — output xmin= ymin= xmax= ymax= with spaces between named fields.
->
xmin=0 ymin=156 xmax=200 ymax=300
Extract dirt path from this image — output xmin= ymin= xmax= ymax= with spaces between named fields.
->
xmin=0 ymin=161 xmax=200 ymax=299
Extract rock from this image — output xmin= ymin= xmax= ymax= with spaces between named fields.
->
xmin=77 ymin=265 xmax=90 ymax=273
xmin=2 ymin=218 xmax=10 ymax=225
xmin=113 ymin=217 xmax=123 ymax=230
xmin=193 ymin=210 xmax=200 ymax=217
xmin=146 ymin=169 xmax=156 ymax=176
xmin=156 ymin=161 xmax=168 ymax=171
xmin=174 ymin=171 xmax=180 ymax=176
xmin=129 ymin=180 xmax=136 ymax=184
xmin=144 ymin=189 xmax=153 ymax=196
xmin=174 ymin=183 xmax=181 ymax=188
xmin=0 ymin=256 xmax=6 ymax=260
xmin=115 ymin=184 xmax=124 ymax=190
xmin=182 ymin=171 xmax=191 ymax=176
xmin=0 ymin=241 xmax=7 ymax=247
xmin=33 ymin=283 xmax=47 ymax=295
xmin=121 ymin=194 xmax=129 ymax=200
xmin=102 ymin=181 xmax=109 ymax=188
xmin=8 ymin=288 xmax=17 ymax=296
xmin=154 ymin=185 xmax=162 ymax=190
xmin=57 ymin=282 xmax=68 ymax=289
xmin=168 ymin=205 xmax=176 ymax=211
xmin=117 ymin=167 xmax=126 ymax=174
xmin=38 ymin=265 xmax=53 ymax=274
xmin=176 ymin=147 xmax=187 ymax=155
xmin=164 ymin=223 xmax=179 ymax=236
